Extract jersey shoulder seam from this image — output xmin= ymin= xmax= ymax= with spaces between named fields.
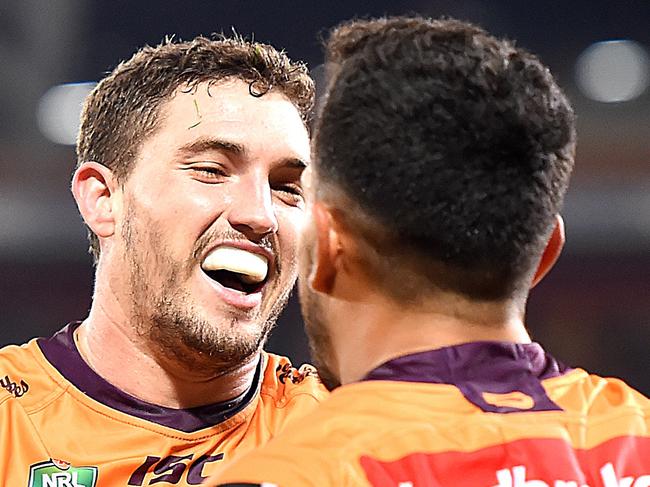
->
xmin=259 ymin=387 xmax=323 ymax=409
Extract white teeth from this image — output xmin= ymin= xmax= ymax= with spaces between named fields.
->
xmin=202 ymin=246 xmax=269 ymax=284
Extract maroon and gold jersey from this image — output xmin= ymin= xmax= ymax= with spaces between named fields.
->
xmin=0 ymin=323 xmax=327 ymax=486
xmin=211 ymin=342 xmax=650 ymax=486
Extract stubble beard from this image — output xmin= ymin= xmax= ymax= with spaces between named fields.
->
xmin=298 ymin=247 xmax=342 ymax=392
xmin=122 ymin=206 xmax=291 ymax=376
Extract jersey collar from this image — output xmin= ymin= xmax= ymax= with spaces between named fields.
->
xmin=363 ymin=341 xmax=570 ymax=413
xmin=38 ymin=322 xmax=262 ymax=432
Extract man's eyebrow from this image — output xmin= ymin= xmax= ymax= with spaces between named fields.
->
xmin=178 ymin=136 xmax=308 ymax=169
xmin=177 ymin=137 xmax=246 ymax=157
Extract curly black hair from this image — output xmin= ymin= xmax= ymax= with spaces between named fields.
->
xmin=314 ymin=17 xmax=576 ymax=300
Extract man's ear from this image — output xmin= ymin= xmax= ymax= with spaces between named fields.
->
xmin=309 ymin=202 xmax=343 ymax=295
xmin=71 ymin=162 xmax=120 ymax=239
xmin=531 ymin=214 xmax=565 ymax=288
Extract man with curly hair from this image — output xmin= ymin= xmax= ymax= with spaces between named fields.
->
xmin=210 ymin=17 xmax=650 ymax=487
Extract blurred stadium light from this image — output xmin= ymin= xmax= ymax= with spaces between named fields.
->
xmin=36 ymin=82 xmax=96 ymax=145
xmin=576 ymin=40 xmax=649 ymax=103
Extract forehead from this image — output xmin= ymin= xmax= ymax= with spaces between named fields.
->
xmin=149 ymin=79 xmax=310 ymax=162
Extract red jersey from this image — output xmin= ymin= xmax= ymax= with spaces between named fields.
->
xmin=0 ymin=323 xmax=327 ymax=486
xmin=210 ymin=341 xmax=650 ymax=486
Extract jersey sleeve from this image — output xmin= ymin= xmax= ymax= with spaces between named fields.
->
xmin=206 ymin=444 xmax=339 ymax=487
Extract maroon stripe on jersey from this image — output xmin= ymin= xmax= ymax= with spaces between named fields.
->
xmin=37 ymin=322 xmax=260 ymax=432
xmin=363 ymin=342 xmax=570 ymax=413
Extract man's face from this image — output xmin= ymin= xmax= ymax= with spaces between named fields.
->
xmin=113 ymin=79 xmax=310 ymax=372
xmin=297 ymin=170 xmax=341 ymax=391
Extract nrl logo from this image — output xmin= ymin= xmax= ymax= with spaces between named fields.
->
xmin=28 ymin=459 xmax=98 ymax=487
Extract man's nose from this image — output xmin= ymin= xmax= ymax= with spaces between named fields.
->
xmin=227 ymin=177 xmax=279 ymax=240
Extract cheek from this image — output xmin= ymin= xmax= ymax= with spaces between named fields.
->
xmin=276 ymin=208 xmax=305 ymax=282
xmin=162 ymin=190 xmax=228 ymax=241
xmin=278 ymin=206 xmax=306 ymax=247
xmin=178 ymin=189 xmax=222 ymax=215
xmin=298 ymin=216 xmax=316 ymax=266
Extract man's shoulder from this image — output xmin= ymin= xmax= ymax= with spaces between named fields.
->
xmin=208 ymin=399 xmax=341 ymax=486
xmin=545 ymin=367 xmax=650 ymax=416
xmin=259 ymin=352 xmax=328 ymax=404
xmin=0 ymin=339 xmax=40 ymax=399
xmin=239 ymin=353 xmax=327 ymax=443
xmin=0 ymin=337 xmax=62 ymax=410
xmin=0 ymin=337 xmax=39 ymax=363
xmin=209 ymin=387 xmax=368 ymax=486
xmin=212 ymin=373 xmax=650 ymax=487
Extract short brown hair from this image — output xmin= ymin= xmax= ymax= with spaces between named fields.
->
xmin=76 ymin=34 xmax=314 ymax=262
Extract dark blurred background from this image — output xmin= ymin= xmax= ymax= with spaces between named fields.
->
xmin=1 ymin=1 xmax=648 ymax=392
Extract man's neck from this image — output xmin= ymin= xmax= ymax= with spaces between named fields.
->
xmin=332 ymin=291 xmax=531 ymax=386
xmin=76 ymin=307 xmax=258 ymax=409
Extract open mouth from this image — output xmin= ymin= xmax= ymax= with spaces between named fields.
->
xmin=203 ymin=269 xmax=267 ymax=294
xmin=201 ymin=246 xmax=270 ymax=295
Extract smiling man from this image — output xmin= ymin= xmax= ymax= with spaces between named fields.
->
xmin=0 ymin=36 xmax=326 ymax=486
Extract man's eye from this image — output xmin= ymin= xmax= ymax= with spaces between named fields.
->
xmin=273 ymin=184 xmax=305 ymax=207
xmin=191 ymin=165 xmax=227 ymax=180
xmin=276 ymin=184 xmax=303 ymax=196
